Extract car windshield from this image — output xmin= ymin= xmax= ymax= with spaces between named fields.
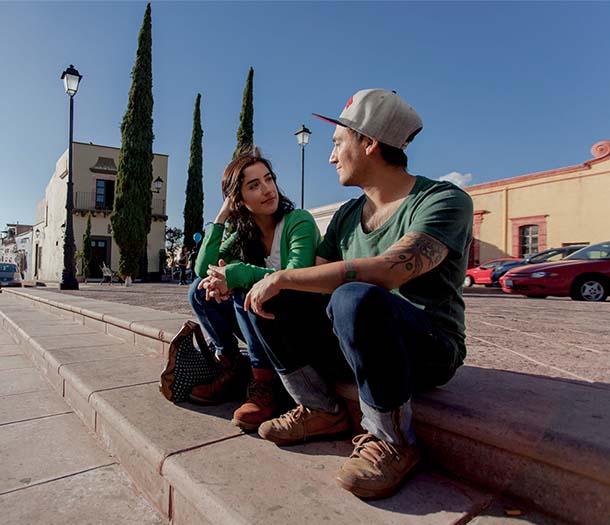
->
xmin=566 ymin=242 xmax=610 ymax=260
xmin=0 ymin=263 xmax=18 ymax=272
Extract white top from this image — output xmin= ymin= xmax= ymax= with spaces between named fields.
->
xmin=264 ymin=218 xmax=285 ymax=270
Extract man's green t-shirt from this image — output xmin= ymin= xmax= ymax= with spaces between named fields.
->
xmin=317 ymin=176 xmax=473 ymax=362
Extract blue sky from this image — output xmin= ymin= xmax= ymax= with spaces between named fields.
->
xmin=1 ymin=1 xmax=609 ymax=234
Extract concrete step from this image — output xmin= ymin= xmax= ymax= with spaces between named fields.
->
xmin=3 ymin=288 xmax=606 ymax=524
xmin=0 ymin=316 xmax=167 ymax=524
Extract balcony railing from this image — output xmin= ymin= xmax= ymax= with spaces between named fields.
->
xmin=74 ymin=192 xmax=166 ymax=216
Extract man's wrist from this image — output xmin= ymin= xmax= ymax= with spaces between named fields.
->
xmin=271 ymin=269 xmax=286 ymax=291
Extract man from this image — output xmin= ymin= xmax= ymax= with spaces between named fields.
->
xmin=209 ymin=89 xmax=473 ymax=499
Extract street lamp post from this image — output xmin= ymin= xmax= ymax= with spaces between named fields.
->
xmin=59 ymin=65 xmax=82 ymax=290
xmin=294 ymin=124 xmax=311 ymax=209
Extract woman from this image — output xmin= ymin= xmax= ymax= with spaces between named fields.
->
xmin=188 ymin=148 xmax=320 ymax=431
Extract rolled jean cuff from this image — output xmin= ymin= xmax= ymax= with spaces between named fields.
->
xmin=279 ymin=365 xmax=340 ymax=413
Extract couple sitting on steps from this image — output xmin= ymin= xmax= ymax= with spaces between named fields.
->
xmin=187 ymin=89 xmax=473 ymax=500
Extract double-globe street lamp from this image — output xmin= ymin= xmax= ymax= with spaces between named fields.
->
xmin=59 ymin=65 xmax=82 ymax=290
xmin=294 ymin=124 xmax=311 ymax=209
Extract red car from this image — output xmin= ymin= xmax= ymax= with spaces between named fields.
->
xmin=464 ymin=258 xmax=519 ymax=287
xmin=500 ymin=241 xmax=610 ymax=301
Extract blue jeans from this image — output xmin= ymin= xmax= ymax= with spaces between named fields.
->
xmin=248 ymin=283 xmax=460 ymax=411
xmin=188 ymin=278 xmax=271 ymax=370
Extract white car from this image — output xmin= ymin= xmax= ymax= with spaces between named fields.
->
xmin=0 ymin=263 xmax=22 ymax=287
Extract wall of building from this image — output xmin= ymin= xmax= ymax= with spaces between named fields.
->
xmin=468 ymin=141 xmax=610 ymax=262
xmin=36 ymin=142 xmax=169 ymax=281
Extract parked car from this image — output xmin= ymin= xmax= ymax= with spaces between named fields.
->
xmin=490 ymin=245 xmax=587 ymax=285
xmin=500 ymin=241 xmax=610 ymax=301
xmin=0 ymin=263 xmax=22 ymax=287
xmin=464 ymin=258 xmax=519 ymax=287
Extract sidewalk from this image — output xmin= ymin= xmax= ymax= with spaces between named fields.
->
xmin=0 ymin=320 xmax=166 ymax=524
xmin=2 ymin=285 xmax=608 ymax=524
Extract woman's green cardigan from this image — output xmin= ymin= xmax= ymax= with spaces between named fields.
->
xmin=193 ymin=209 xmax=321 ymax=290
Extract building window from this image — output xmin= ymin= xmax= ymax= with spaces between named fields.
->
xmin=519 ymin=225 xmax=539 ymax=257
xmin=95 ymin=179 xmax=115 ymax=209
xmin=510 ymin=215 xmax=547 ymax=257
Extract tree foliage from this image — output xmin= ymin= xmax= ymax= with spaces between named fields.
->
xmin=82 ymin=213 xmax=92 ymax=279
xmin=183 ymin=93 xmax=204 ymax=251
xmin=111 ymin=3 xmax=154 ymax=279
xmin=165 ymin=227 xmax=183 ymax=256
xmin=233 ymin=67 xmax=254 ymax=159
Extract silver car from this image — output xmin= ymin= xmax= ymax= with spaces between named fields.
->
xmin=0 ymin=263 xmax=22 ymax=287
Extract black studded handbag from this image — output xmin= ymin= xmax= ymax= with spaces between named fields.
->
xmin=159 ymin=320 xmax=222 ymax=403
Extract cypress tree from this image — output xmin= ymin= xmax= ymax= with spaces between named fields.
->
xmin=183 ymin=93 xmax=204 ymax=251
xmin=111 ymin=3 xmax=154 ymax=284
xmin=233 ymin=67 xmax=254 ymax=158
xmin=82 ymin=213 xmax=92 ymax=280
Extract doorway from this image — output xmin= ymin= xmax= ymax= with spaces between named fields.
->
xmin=89 ymin=236 xmax=111 ymax=278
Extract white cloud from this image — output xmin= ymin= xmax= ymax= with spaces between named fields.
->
xmin=438 ymin=171 xmax=473 ymax=188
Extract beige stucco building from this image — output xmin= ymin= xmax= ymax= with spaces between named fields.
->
xmin=467 ymin=140 xmax=610 ymax=265
xmin=309 ymin=140 xmax=610 ymax=266
xmin=33 ymin=142 xmax=168 ymax=282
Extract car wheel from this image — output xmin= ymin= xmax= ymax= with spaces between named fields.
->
xmin=464 ymin=275 xmax=473 ymax=287
xmin=571 ymin=277 xmax=608 ymax=302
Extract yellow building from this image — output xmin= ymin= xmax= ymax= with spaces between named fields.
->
xmin=33 ymin=142 xmax=168 ymax=281
xmin=309 ymin=140 xmax=610 ymax=266
xmin=467 ymin=140 xmax=610 ymax=265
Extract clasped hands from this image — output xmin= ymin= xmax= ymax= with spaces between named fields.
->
xmin=198 ymin=259 xmax=230 ymax=303
xmin=197 ymin=259 xmax=281 ymax=319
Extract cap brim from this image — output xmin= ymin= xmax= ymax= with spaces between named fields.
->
xmin=312 ymin=113 xmax=347 ymax=127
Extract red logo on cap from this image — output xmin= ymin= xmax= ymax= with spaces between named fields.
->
xmin=344 ymin=97 xmax=353 ymax=110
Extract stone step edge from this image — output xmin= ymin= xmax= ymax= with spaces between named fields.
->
xmin=4 ymin=288 xmax=184 ymax=355
xmin=3 ymin=289 xmax=608 ymax=524
xmin=0 ymin=304 xmax=221 ymax=522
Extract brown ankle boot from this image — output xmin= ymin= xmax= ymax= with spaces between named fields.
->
xmin=189 ymin=353 xmax=249 ymax=405
xmin=231 ymin=368 xmax=277 ymax=431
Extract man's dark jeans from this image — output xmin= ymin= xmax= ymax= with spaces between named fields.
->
xmin=248 ymin=282 xmax=460 ymax=411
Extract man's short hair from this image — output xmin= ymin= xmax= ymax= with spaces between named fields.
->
xmin=350 ymin=129 xmax=408 ymax=168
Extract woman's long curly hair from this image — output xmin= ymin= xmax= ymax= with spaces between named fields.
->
xmin=222 ymin=147 xmax=294 ymax=266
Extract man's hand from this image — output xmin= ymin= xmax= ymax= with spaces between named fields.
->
xmin=244 ymin=272 xmax=282 ymax=319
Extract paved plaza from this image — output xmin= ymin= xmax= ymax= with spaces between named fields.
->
xmin=58 ymin=282 xmax=610 ymax=385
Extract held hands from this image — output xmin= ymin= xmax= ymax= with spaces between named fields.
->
xmin=197 ymin=259 xmax=230 ymax=303
xmin=244 ymin=272 xmax=281 ymax=319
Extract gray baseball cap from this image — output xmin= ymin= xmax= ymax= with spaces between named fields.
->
xmin=313 ymin=88 xmax=423 ymax=149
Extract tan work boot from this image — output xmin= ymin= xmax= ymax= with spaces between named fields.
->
xmin=336 ymin=433 xmax=420 ymax=499
xmin=189 ymin=354 xmax=249 ymax=405
xmin=258 ymin=404 xmax=349 ymax=446
xmin=231 ymin=368 xmax=277 ymax=431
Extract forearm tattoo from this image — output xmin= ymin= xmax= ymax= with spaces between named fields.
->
xmin=384 ymin=233 xmax=447 ymax=276
xmin=344 ymin=261 xmax=358 ymax=281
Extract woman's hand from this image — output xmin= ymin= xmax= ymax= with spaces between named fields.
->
xmin=214 ymin=198 xmax=233 ymax=225
xmin=198 ymin=259 xmax=230 ymax=302
xmin=244 ymin=272 xmax=282 ymax=319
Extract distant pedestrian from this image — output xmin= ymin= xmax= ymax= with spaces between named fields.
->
xmin=177 ymin=246 xmax=189 ymax=285
xmin=188 ymin=245 xmax=199 ymax=283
